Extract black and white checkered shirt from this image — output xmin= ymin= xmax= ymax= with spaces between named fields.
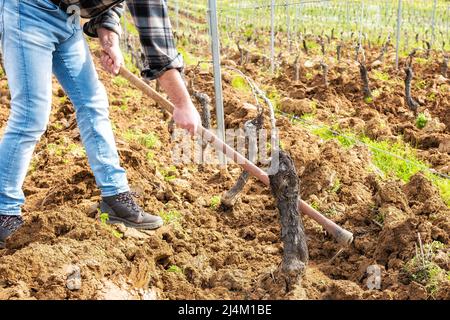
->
xmin=63 ymin=0 xmax=183 ymax=80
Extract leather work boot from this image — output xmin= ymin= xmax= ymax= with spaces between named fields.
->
xmin=99 ymin=192 xmax=163 ymax=230
xmin=0 ymin=215 xmax=24 ymax=249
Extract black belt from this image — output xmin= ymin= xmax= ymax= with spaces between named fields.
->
xmin=50 ymin=0 xmax=69 ymax=13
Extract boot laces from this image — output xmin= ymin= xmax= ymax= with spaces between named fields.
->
xmin=0 ymin=215 xmax=24 ymax=232
xmin=115 ymin=192 xmax=144 ymax=215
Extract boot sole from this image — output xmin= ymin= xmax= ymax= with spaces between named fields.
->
xmin=106 ymin=216 xmax=163 ymax=230
xmin=99 ymin=202 xmax=163 ymax=230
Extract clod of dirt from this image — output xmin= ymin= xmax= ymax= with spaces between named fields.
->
xmin=209 ymin=269 xmax=248 ymax=291
xmin=338 ymin=117 xmax=366 ymax=134
xmin=279 ymin=97 xmax=315 ymax=116
xmin=375 ymin=181 xmax=410 ymax=212
xmin=438 ymin=140 xmax=450 ymax=154
xmin=324 ymin=280 xmax=364 ymax=300
xmin=301 ymin=161 xmax=337 ymax=198
xmin=408 ymin=282 xmax=428 ymax=300
xmin=373 ymin=205 xmax=416 ymax=265
xmin=403 ymin=173 xmax=450 ymax=221
xmin=365 ymin=117 xmax=392 ymax=140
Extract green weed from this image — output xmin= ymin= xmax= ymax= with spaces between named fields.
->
xmin=231 ymin=76 xmax=250 ymax=92
xmin=301 ymin=121 xmax=449 ymax=206
xmin=331 ymin=178 xmax=341 ymax=193
xmin=124 ymin=129 xmax=160 ymax=149
xmin=364 ymin=96 xmax=374 ymax=104
xmin=415 ymin=79 xmax=427 ymax=90
xmin=404 ymin=240 xmax=447 ymax=297
xmin=98 ymin=211 xmax=123 ymax=239
xmin=112 ymin=76 xmax=129 ymax=87
xmin=373 ymin=70 xmax=390 ymax=82
xmin=159 ymin=165 xmax=177 ymax=182
xmin=167 ymin=265 xmax=183 ymax=274
xmin=159 ymin=209 xmax=182 ymax=225
xmin=210 ymin=195 xmax=221 ymax=209
xmin=415 ymin=113 xmax=429 ymax=129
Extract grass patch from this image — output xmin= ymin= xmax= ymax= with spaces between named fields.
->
xmin=331 ymin=178 xmax=341 ymax=193
xmin=364 ymin=96 xmax=374 ymax=104
xmin=159 ymin=165 xmax=177 ymax=182
xmin=373 ymin=211 xmax=385 ymax=225
xmin=305 ymin=72 xmax=314 ymax=81
xmin=431 ymin=178 xmax=450 ymax=207
xmin=404 ymin=240 xmax=447 ymax=298
xmin=124 ymin=129 xmax=160 ymax=149
xmin=47 ymin=143 xmax=64 ymax=157
xmin=362 ymin=138 xmax=424 ymax=182
xmin=59 ymin=96 xmax=69 ymax=105
xmin=415 ymin=57 xmax=428 ymax=66
xmin=365 ymin=138 xmax=449 ymax=206
xmin=167 ymin=265 xmax=183 ymax=274
xmin=47 ymin=139 xmax=86 ymax=159
xmin=266 ymin=88 xmax=282 ymax=111
xmin=312 ymin=126 xmax=357 ymax=149
xmin=415 ymin=113 xmax=429 ymax=129
xmin=415 ymin=79 xmax=427 ymax=90
xmin=123 ymin=52 xmax=140 ymax=75
xmin=121 ymin=16 xmax=139 ymax=36
xmin=112 ymin=76 xmax=129 ymax=87
xmin=67 ymin=143 xmax=86 ymax=158
xmin=311 ymin=201 xmax=320 ymax=211
xmin=231 ymin=76 xmax=250 ymax=92
xmin=159 ymin=209 xmax=182 ymax=225
xmin=300 ymin=113 xmax=316 ymax=122
xmin=98 ymin=211 xmax=124 ymax=239
xmin=210 ymin=195 xmax=221 ymax=209
xmin=177 ymin=47 xmax=200 ymax=67
xmin=373 ymin=70 xmax=390 ymax=82
xmin=299 ymin=119 xmax=450 ymax=206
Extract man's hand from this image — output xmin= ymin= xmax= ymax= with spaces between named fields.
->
xmin=98 ymin=28 xmax=123 ymax=75
xmin=172 ymin=101 xmax=202 ymax=135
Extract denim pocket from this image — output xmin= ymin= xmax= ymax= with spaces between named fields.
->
xmin=21 ymin=0 xmax=59 ymax=12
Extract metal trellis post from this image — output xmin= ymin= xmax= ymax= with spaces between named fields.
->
xmin=270 ymin=0 xmax=275 ymax=73
xmin=286 ymin=0 xmax=290 ymax=50
xmin=430 ymin=0 xmax=437 ymax=48
xmin=395 ymin=0 xmax=402 ymax=69
xmin=207 ymin=0 xmax=226 ymax=166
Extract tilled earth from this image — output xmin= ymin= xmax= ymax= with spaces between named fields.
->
xmin=0 ymin=42 xmax=449 ymax=300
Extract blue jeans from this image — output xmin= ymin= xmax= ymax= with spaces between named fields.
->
xmin=0 ymin=0 xmax=130 ymax=215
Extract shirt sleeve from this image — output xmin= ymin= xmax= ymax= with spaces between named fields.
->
xmin=126 ymin=0 xmax=184 ymax=80
xmin=83 ymin=3 xmax=125 ymax=38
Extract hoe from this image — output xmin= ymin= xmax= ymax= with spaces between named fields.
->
xmin=119 ymin=67 xmax=354 ymax=248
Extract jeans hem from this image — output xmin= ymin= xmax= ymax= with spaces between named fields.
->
xmin=0 ymin=210 xmax=21 ymax=216
xmin=101 ymin=186 xmax=130 ymax=198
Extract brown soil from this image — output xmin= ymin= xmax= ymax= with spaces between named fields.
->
xmin=0 ymin=40 xmax=449 ymax=300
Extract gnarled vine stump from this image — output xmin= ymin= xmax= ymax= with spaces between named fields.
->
xmin=269 ymin=151 xmax=308 ymax=287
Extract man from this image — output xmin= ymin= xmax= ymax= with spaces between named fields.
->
xmin=0 ymin=0 xmax=201 ymax=248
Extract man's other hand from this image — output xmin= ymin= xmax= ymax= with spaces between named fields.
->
xmin=98 ymin=28 xmax=123 ymax=75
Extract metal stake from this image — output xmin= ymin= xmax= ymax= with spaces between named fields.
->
xmin=207 ymin=0 xmax=226 ymax=166
xmin=395 ymin=0 xmax=402 ymax=69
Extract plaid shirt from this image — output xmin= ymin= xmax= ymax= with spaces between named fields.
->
xmin=62 ymin=0 xmax=183 ymax=80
